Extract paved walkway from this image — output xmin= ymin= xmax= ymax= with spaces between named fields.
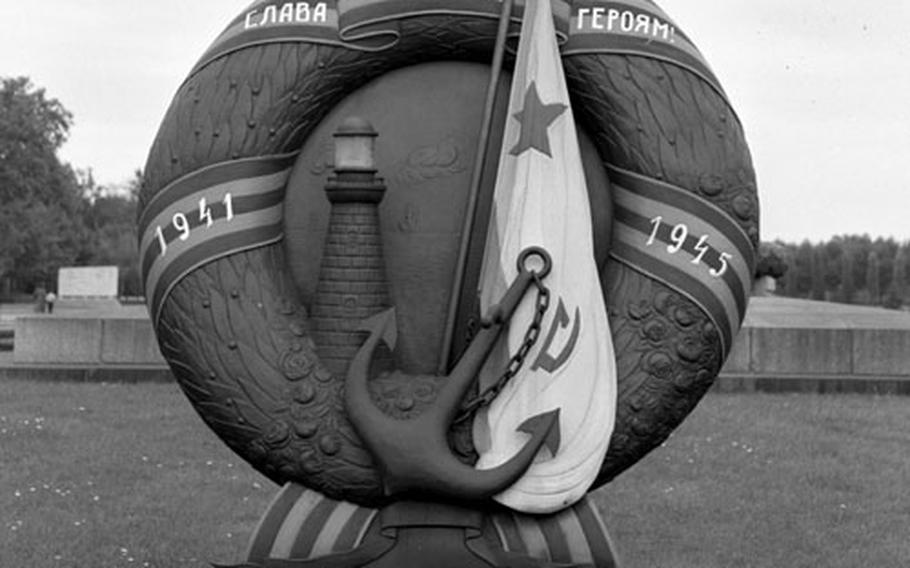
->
xmin=1 ymin=302 xmax=148 ymax=323
xmin=0 ymin=303 xmax=37 ymax=328
xmin=744 ymin=296 xmax=910 ymax=329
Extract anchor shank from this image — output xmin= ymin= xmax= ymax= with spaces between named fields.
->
xmin=436 ymin=268 xmax=536 ymax=424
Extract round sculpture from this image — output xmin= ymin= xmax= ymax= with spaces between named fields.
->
xmin=139 ymin=0 xmax=758 ymax=508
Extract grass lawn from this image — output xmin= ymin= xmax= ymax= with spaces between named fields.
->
xmin=599 ymin=392 xmax=910 ymax=568
xmin=1 ymin=380 xmax=908 ymax=567
xmin=1 ymin=380 xmax=272 ymax=567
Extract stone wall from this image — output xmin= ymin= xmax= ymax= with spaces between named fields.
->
xmin=721 ymin=327 xmax=910 ymax=379
xmin=10 ymin=310 xmax=910 ymax=388
xmin=13 ymin=315 xmax=166 ymax=367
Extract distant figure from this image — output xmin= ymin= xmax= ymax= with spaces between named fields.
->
xmin=34 ymin=286 xmax=47 ymax=313
xmin=45 ymin=291 xmax=57 ymax=314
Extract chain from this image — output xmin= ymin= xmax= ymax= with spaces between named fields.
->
xmin=454 ymin=272 xmax=550 ymax=424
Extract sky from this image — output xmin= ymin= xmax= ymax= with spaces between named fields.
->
xmin=2 ymin=0 xmax=908 ymax=243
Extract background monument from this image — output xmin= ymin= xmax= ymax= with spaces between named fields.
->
xmin=57 ymin=266 xmax=119 ymax=300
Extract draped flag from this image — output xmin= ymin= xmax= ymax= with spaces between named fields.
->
xmin=473 ymin=0 xmax=617 ymax=514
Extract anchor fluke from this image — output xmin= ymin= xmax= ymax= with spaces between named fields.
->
xmin=517 ymin=408 xmax=561 ymax=458
xmin=359 ymin=307 xmax=398 ymax=351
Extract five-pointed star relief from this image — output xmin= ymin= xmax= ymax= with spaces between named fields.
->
xmin=510 ymin=81 xmax=567 ymax=158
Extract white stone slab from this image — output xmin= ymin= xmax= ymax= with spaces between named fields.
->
xmin=57 ymin=266 xmax=119 ymax=299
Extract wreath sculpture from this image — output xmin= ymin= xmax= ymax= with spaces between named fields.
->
xmin=139 ymin=0 xmax=758 ymax=507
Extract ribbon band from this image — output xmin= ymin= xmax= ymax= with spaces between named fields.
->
xmin=190 ymin=0 xmax=724 ymax=103
xmin=140 ymin=154 xmax=297 ymax=325
xmin=608 ymin=164 xmax=753 ymax=356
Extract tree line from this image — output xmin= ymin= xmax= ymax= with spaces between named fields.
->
xmin=0 ymin=76 xmax=140 ymax=299
xmin=757 ymin=237 xmax=909 ymax=309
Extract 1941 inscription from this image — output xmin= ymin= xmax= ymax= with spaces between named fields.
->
xmin=155 ymin=194 xmax=235 ymax=257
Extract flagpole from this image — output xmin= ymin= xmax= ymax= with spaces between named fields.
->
xmin=438 ymin=0 xmax=516 ymax=374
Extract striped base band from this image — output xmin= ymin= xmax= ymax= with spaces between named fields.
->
xmin=246 ymin=484 xmax=617 ymax=566
xmin=245 ymin=484 xmax=378 ymax=563
xmin=491 ymin=497 xmax=618 ymax=566
xmin=608 ymin=165 xmax=754 ymax=356
xmin=140 ymin=154 xmax=298 ymax=325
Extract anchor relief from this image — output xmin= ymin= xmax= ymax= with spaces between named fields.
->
xmin=344 ymin=248 xmax=561 ymax=501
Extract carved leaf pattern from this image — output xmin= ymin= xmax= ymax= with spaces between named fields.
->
xmin=564 ymin=54 xmax=757 ymax=487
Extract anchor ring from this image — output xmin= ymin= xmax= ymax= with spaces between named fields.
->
xmin=517 ymin=246 xmax=552 ymax=279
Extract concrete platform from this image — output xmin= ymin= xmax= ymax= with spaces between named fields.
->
xmin=0 ymin=302 xmax=174 ymax=382
xmin=13 ymin=312 xmax=166 ymax=366
xmin=1 ymin=301 xmax=171 ymax=382
xmin=0 ymin=364 xmax=173 ymax=383
xmin=715 ymin=374 xmax=910 ymax=395
xmin=741 ymin=296 xmax=910 ymax=329
xmin=2 ymin=296 xmax=908 ymax=390
xmin=718 ymin=297 xmax=910 ymax=392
